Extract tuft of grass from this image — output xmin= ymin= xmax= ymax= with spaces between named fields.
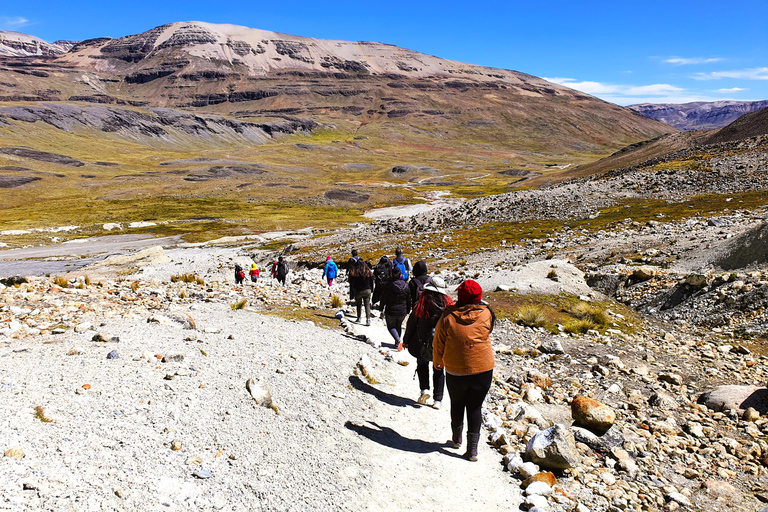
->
xmin=179 ymin=289 xmax=187 ymax=299
xmin=231 ymin=298 xmax=248 ymax=310
xmin=546 ymin=269 xmax=558 ymax=280
xmin=130 ymin=281 xmax=140 ymax=293
xmin=84 ymin=275 xmax=91 ymax=286
xmin=33 ymin=406 xmax=54 ymax=423
xmin=330 ymin=294 xmax=344 ymax=308
xmin=566 ymin=302 xmax=611 ymax=327
xmin=196 ymin=276 xmax=205 ymax=286
xmin=515 ymin=305 xmax=548 ymax=329
xmin=563 ymin=319 xmax=598 ymax=334
xmin=53 ymin=276 xmax=69 ymax=288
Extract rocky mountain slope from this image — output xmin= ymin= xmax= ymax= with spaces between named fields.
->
xmin=0 ymin=31 xmax=72 ymax=57
xmin=630 ymin=100 xmax=768 ymax=131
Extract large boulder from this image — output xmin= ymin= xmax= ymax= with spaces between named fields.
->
xmin=571 ymin=396 xmax=616 ymax=434
xmin=698 ymin=385 xmax=767 ymax=413
xmin=525 ymin=424 xmax=580 ymax=470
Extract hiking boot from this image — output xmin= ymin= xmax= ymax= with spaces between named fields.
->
xmin=365 ymin=319 xmax=370 ymax=326
xmin=451 ymin=423 xmax=463 ymax=449
xmin=464 ymin=433 xmax=480 ymax=461
xmin=355 ymin=317 xmax=361 ymax=323
xmin=431 ymin=400 xmax=442 ymax=410
xmin=417 ymin=390 xmax=430 ymax=405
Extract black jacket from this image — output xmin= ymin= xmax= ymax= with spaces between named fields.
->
xmin=349 ymin=274 xmax=374 ymax=296
xmin=382 ymin=279 xmax=411 ymax=316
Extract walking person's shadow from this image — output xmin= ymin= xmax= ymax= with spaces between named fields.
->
xmin=348 ymin=375 xmax=418 ymax=408
xmin=345 ymin=421 xmax=462 ymax=457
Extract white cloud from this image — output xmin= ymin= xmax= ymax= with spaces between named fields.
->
xmin=717 ymin=87 xmax=747 ymax=93
xmin=663 ymin=57 xmax=723 ymax=65
xmin=0 ymin=16 xmax=29 ymax=29
xmin=693 ymin=67 xmax=768 ymax=80
xmin=544 ymin=77 xmax=722 ymax=106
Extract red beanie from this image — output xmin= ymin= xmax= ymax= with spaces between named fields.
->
xmin=457 ymin=280 xmax=482 ymax=304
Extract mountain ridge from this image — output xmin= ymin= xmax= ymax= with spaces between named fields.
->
xmin=629 ymin=100 xmax=768 ymax=131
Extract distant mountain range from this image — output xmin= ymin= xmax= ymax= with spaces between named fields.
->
xmin=629 ymin=100 xmax=768 ymax=131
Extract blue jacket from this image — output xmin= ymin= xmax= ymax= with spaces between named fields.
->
xmin=323 ymin=260 xmax=338 ymax=279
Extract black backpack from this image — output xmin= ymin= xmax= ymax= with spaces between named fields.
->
xmin=404 ymin=315 xmax=435 ymax=362
xmin=374 ymin=260 xmax=392 ymax=282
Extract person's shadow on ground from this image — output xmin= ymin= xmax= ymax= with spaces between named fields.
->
xmin=348 ymin=375 xmax=418 ymax=408
xmin=345 ymin=421 xmax=462 ymax=457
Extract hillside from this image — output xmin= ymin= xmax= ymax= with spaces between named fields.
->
xmin=630 ymin=100 xmax=768 ymax=131
xmin=0 ymin=22 xmax=674 ymax=244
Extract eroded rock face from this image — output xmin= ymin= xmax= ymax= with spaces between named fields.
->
xmin=99 ymin=25 xmax=171 ymax=62
xmin=0 ymin=147 xmax=84 ymax=166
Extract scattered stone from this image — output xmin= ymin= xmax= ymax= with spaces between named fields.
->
xmin=192 ymin=469 xmax=212 ymax=479
xmin=106 ymin=350 xmax=119 ymax=359
xmin=699 ymin=385 xmax=766 ymax=412
xmin=526 ymin=424 xmax=580 ymax=470
xmin=539 ymin=338 xmax=565 ymax=355
xmin=162 ymin=353 xmax=184 ymax=363
xmin=246 ymin=378 xmax=273 ymax=407
xmin=658 ymin=372 xmax=683 ymax=385
xmin=571 ymin=396 xmax=616 ymax=434
xmin=4 ymin=448 xmax=24 ymax=459
xmin=171 ymin=439 xmax=182 ymax=451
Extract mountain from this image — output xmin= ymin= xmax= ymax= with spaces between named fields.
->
xmin=0 ymin=31 xmax=71 ymax=57
xmin=629 ymin=100 xmax=768 ymax=131
xmin=704 ymin=106 xmax=768 ymax=144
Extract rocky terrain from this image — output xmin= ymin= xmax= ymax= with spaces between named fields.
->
xmin=630 ymin=101 xmax=768 ymax=131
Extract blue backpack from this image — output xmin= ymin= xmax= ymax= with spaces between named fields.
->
xmin=394 ymin=257 xmax=409 ymax=280
xmin=326 ymin=261 xmax=338 ymax=279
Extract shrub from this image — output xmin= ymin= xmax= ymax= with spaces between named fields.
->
xmin=566 ymin=302 xmax=611 ymax=327
xmin=231 ymin=298 xmax=247 ymax=310
xmin=33 ymin=405 xmax=54 ymax=423
xmin=84 ymin=275 xmax=91 ymax=286
xmin=130 ymin=281 xmax=140 ymax=293
xmin=330 ymin=294 xmax=344 ymax=308
xmin=546 ymin=270 xmax=558 ymax=281
xmin=53 ymin=276 xmax=69 ymax=288
xmin=515 ymin=305 xmax=548 ymax=328
xmin=564 ymin=318 xmax=597 ymax=334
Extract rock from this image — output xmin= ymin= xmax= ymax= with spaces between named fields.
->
xmin=518 ymin=461 xmax=540 ymax=479
xmin=666 ymin=492 xmax=691 ymax=507
xmin=633 ymin=266 xmax=657 ymax=281
xmin=698 ymin=385 xmax=767 ymax=413
xmin=571 ymin=396 xmax=616 ymax=434
xmin=702 ymin=479 xmax=738 ymax=496
xmin=162 ymin=353 xmax=185 ymax=363
xmin=610 ymin=447 xmax=639 ymax=477
xmin=649 ymin=390 xmax=679 ymax=409
xmin=539 ymin=338 xmax=565 ymax=355
xmin=4 ymin=448 xmax=24 ymax=459
xmin=246 ymin=378 xmax=273 ymax=407
xmin=74 ymin=322 xmax=92 ymax=333
xmin=744 ymin=407 xmax=760 ymax=421
xmin=658 ymin=372 xmax=683 ymax=385
xmin=106 ymin=350 xmax=119 ymax=359
xmin=527 ymin=370 xmax=552 ymax=389
xmin=524 ymin=495 xmax=549 ymax=510
xmin=186 ymin=455 xmax=203 ymax=465
xmin=505 ymin=454 xmax=524 ymax=472
xmin=526 ymin=424 xmax=580 ymax=470
xmin=171 ymin=439 xmax=182 ymax=451
xmin=147 ymin=313 xmax=196 ymax=330
xmin=524 ymin=387 xmax=544 ymax=403
xmin=571 ymin=424 xmax=625 ymax=454
xmin=192 ymin=469 xmax=212 ymax=479
xmin=525 ymin=481 xmax=553 ymax=496
xmin=685 ymin=274 xmax=709 ymax=287
xmin=522 ymin=472 xmax=557 ymax=489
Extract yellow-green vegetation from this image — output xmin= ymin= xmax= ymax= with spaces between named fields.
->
xmin=230 ymin=298 xmax=248 ymax=310
xmin=171 ymin=273 xmax=204 ymax=285
xmin=33 ymin=405 xmax=54 ymax=423
xmin=330 ymin=294 xmax=344 ymax=308
xmin=130 ymin=281 xmax=140 ymax=292
xmin=52 ymin=276 xmax=69 ymax=288
xmin=486 ymin=291 xmax=636 ymax=336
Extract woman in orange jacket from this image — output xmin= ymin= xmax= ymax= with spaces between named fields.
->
xmin=433 ymin=279 xmax=495 ymax=461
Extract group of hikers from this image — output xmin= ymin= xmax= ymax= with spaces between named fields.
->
xmin=343 ymin=247 xmax=495 ymax=462
xmin=233 ymin=247 xmax=495 ymax=461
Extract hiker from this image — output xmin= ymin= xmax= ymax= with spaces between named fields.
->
xmin=349 ymin=259 xmax=374 ymax=325
xmin=322 ymin=256 xmax=338 ymax=287
xmin=371 ymin=255 xmax=392 ymax=309
xmin=392 ymin=247 xmax=412 ymax=281
xmin=347 ymin=249 xmax=361 ymax=299
xmin=409 ymin=259 xmax=431 ymax=305
xmin=274 ymin=256 xmax=288 ymax=286
xmin=403 ymin=276 xmax=452 ymax=409
xmin=234 ymin=264 xmax=245 ymax=285
xmin=381 ymin=266 xmax=411 ymax=351
xmin=433 ymin=280 xmax=495 ymax=461
xmin=249 ymin=263 xmax=259 ymax=283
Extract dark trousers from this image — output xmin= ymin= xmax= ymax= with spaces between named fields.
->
xmin=446 ymin=370 xmax=493 ymax=434
xmin=355 ymin=289 xmax=372 ymax=320
xmin=417 ymin=358 xmax=445 ymax=401
xmin=277 ymin=275 xmax=286 ymax=285
xmin=385 ymin=314 xmax=405 ymax=344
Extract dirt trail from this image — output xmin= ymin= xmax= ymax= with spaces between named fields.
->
xmin=343 ymin=317 xmax=521 ymax=510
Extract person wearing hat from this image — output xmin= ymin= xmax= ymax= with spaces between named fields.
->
xmin=249 ymin=263 xmax=260 ymax=284
xmin=433 ymin=279 xmax=495 ymax=461
xmin=403 ymin=276 xmax=453 ymax=409
xmin=322 ymin=256 xmax=338 ymax=287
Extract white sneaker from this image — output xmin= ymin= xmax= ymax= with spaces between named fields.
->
xmin=417 ymin=390 xmax=430 ymax=405
xmin=432 ymin=400 xmax=442 ymax=410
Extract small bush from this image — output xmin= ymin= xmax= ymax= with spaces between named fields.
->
xmin=171 ymin=274 xmax=202 ymax=284
xmin=53 ymin=276 xmax=69 ymax=288
xmin=546 ymin=270 xmax=558 ymax=281
xmin=567 ymin=302 xmax=610 ymax=326
xmin=564 ymin=318 xmax=597 ymax=334
xmin=546 ymin=251 xmax=554 ymax=260
xmin=196 ymin=276 xmax=205 ymax=286
xmin=330 ymin=294 xmax=344 ymax=308
xmin=33 ymin=405 xmax=54 ymax=423
xmin=84 ymin=275 xmax=91 ymax=286
xmin=231 ymin=298 xmax=247 ymax=310
xmin=515 ymin=305 xmax=548 ymax=328
xmin=130 ymin=281 xmax=140 ymax=293
xmin=179 ymin=289 xmax=187 ymax=299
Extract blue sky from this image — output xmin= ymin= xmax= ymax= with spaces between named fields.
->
xmin=2 ymin=0 xmax=766 ymax=106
